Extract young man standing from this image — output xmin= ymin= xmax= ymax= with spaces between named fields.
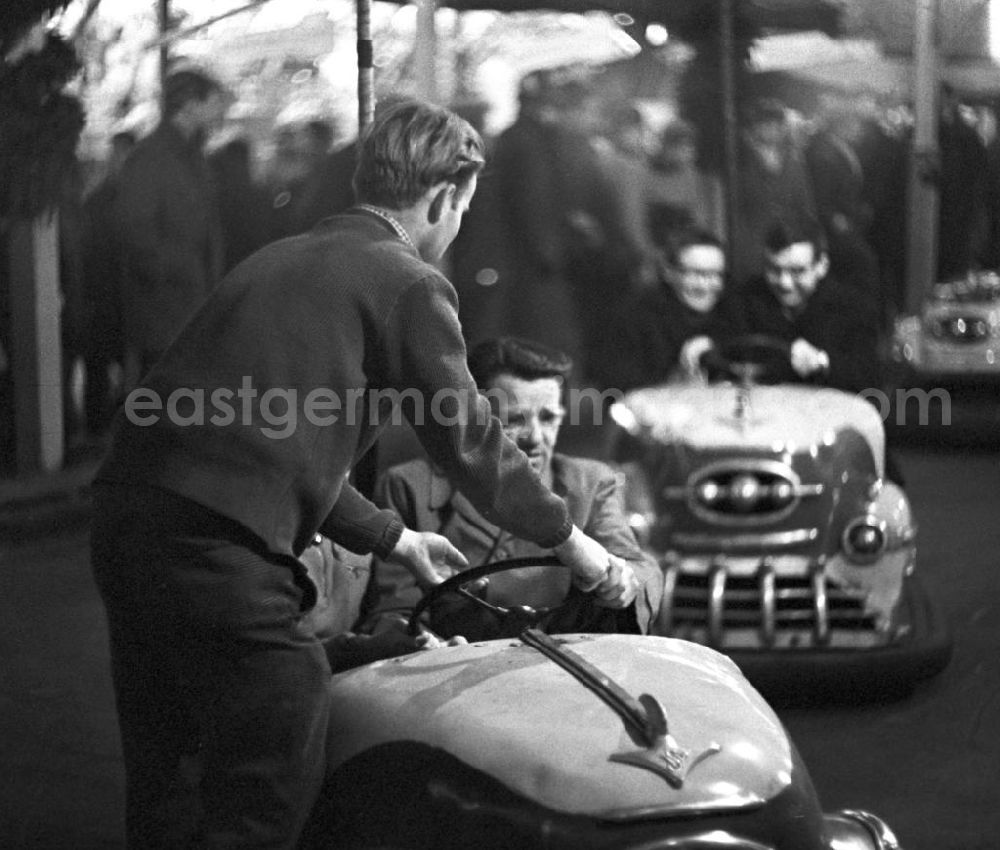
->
xmin=91 ymin=100 xmax=634 ymax=848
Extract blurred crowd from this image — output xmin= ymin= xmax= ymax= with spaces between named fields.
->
xmin=3 ymin=65 xmax=1000 ymax=466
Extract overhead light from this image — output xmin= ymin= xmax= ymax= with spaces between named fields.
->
xmin=646 ymin=23 xmax=668 ymax=47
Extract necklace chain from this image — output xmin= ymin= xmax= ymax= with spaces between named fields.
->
xmin=356 ymin=204 xmax=415 ymax=251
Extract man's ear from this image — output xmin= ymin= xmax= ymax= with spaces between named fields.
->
xmin=427 ymin=183 xmax=455 ymax=224
xmin=815 ymin=252 xmax=831 ymax=278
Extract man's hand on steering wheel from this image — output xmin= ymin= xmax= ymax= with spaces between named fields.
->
xmin=552 ymin=526 xmax=636 ymax=607
xmin=790 ymin=338 xmax=830 ymax=378
xmin=387 ymin=528 xmax=470 ymax=589
xmin=680 ymin=335 xmax=715 ymax=380
xmin=593 ymin=555 xmax=639 ymax=609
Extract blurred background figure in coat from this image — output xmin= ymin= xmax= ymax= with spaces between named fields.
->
xmin=114 ymin=68 xmax=228 ymax=390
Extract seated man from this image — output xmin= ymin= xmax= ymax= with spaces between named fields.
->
xmin=690 ymin=217 xmax=881 ymax=394
xmin=601 ymin=226 xmax=727 ymax=391
xmin=364 ymin=337 xmax=661 ymax=639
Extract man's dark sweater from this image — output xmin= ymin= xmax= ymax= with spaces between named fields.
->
xmin=710 ymin=273 xmax=881 ymax=394
xmin=97 ymin=211 xmax=572 ymax=559
xmin=603 ymin=283 xmax=717 ymax=391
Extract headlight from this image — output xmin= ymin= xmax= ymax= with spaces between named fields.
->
xmin=695 ymin=480 xmax=723 ymax=506
xmin=609 ymin=402 xmax=639 ymax=435
xmin=728 ymin=474 xmax=762 ymax=511
xmin=842 ymin=517 xmax=887 ymax=565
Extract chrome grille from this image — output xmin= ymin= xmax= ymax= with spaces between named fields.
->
xmin=663 ymin=460 xmax=824 ymax=527
xmin=927 ymin=314 xmax=990 ymax=343
xmin=657 ymin=560 xmax=882 ymax=650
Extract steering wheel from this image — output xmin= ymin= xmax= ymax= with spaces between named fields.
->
xmin=408 ymin=555 xmax=580 ymax=641
xmin=703 ymin=334 xmax=794 ymax=385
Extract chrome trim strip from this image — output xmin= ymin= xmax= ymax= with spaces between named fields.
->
xmin=759 ymin=560 xmax=776 ymax=648
xmin=672 ymin=528 xmax=819 ymax=552
xmin=626 ymin=833 xmax=775 ymax=849
xmin=657 ymin=560 xmax=679 ymax=635
xmin=662 ymin=483 xmax=826 ymax=500
xmin=837 ymin=809 xmax=902 ymax=850
xmin=895 ymin=524 xmax=918 ymax=547
xmin=811 ymin=564 xmax=829 ymax=646
xmin=708 ymin=564 xmax=726 ymax=647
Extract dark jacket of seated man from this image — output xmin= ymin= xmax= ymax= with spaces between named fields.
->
xmin=363 ymin=336 xmax=662 ymax=640
xmin=709 ymin=218 xmax=882 ymax=395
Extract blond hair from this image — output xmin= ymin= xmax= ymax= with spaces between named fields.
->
xmin=354 ymin=99 xmax=485 ymax=209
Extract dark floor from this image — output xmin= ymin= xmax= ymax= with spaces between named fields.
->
xmin=0 ymin=443 xmax=998 ymax=849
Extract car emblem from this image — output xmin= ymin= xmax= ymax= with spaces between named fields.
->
xmin=521 ymin=629 xmax=721 ymax=787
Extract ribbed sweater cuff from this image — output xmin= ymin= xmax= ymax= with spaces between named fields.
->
xmin=373 ymin=517 xmax=405 ymax=560
xmin=536 ymin=517 xmax=573 ymax=550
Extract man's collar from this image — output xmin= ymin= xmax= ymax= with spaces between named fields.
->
xmin=426 ymin=456 xmax=563 ymax=528
xmin=427 ymin=465 xmax=453 ymax=510
xmin=426 ymin=466 xmax=503 ymax=538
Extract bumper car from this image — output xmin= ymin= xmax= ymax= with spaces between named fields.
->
xmin=887 ymin=271 xmax=1000 ymax=445
xmin=301 ymin=556 xmax=902 ymax=849
xmin=606 ymin=336 xmax=952 ymax=700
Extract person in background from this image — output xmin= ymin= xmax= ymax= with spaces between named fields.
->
xmin=697 ymin=217 xmax=880 ymax=395
xmin=804 ymin=101 xmax=880 ymax=306
xmin=294 ymin=125 xmax=359 ymax=234
xmin=731 ymin=99 xmax=816 ymax=287
xmin=492 ymin=71 xmax=586 ymax=378
xmin=600 ymin=226 xmax=727 ymax=391
xmin=79 ymin=130 xmax=136 ymax=435
xmin=265 ymin=122 xmax=312 ymax=241
xmin=365 ymin=336 xmax=655 ymax=639
xmin=90 ymin=99 xmax=633 ymax=849
xmin=648 ymin=119 xmax=726 ymax=251
xmin=115 ymin=68 xmax=228 ymax=391
xmin=442 ymin=100 xmax=513 ymax=348
xmin=856 ymin=101 xmax=911 ymax=330
xmin=937 ymin=83 xmax=991 ymax=278
xmin=546 ymin=79 xmax=625 ymax=382
xmin=208 ymin=136 xmax=270 ymax=273
xmin=594 ymin=103 xmax=680 ymax=291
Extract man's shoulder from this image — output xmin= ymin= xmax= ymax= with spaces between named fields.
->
xmin=553 ymin=454 xmax=619 ymax=488
xmin=812 ymin=274 xmax=862 ymax=308
xmin=310 ymin=217 xmax=448 ymax=291
xmin=616 ymin=285 xmax=674 ymax=323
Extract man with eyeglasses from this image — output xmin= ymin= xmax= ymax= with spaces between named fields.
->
xmin=696 ymin=217 xmax=881 ymax=394
xmin=601 ymin=226 xmax=728 ymax=391
xmin=363 ymin=336 xmax=660 ymax=639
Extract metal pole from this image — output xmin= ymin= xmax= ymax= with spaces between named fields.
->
xmin=357 ymin=0 xmax=374 ymax=131
xmin=720 ymin=0 xmax=738 ymax=252
xmin=905 ymin=0 xmax=940 ymax=315
xmin=158 ymin=0 xmax=170 ymax=107
xmin=415 ymin=0 xmax=438 ymax=103
xmin=354 ymin=0 xmax=377 ymax=498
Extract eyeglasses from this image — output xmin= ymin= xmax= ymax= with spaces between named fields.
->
xmin=674 ymin=266 xmax=725 ymax=282
xmin=765 ymin=263 xmax=815 ymax=281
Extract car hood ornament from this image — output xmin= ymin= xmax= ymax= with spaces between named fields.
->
xmin=520 ymin=628 xmax=721 ymax=787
